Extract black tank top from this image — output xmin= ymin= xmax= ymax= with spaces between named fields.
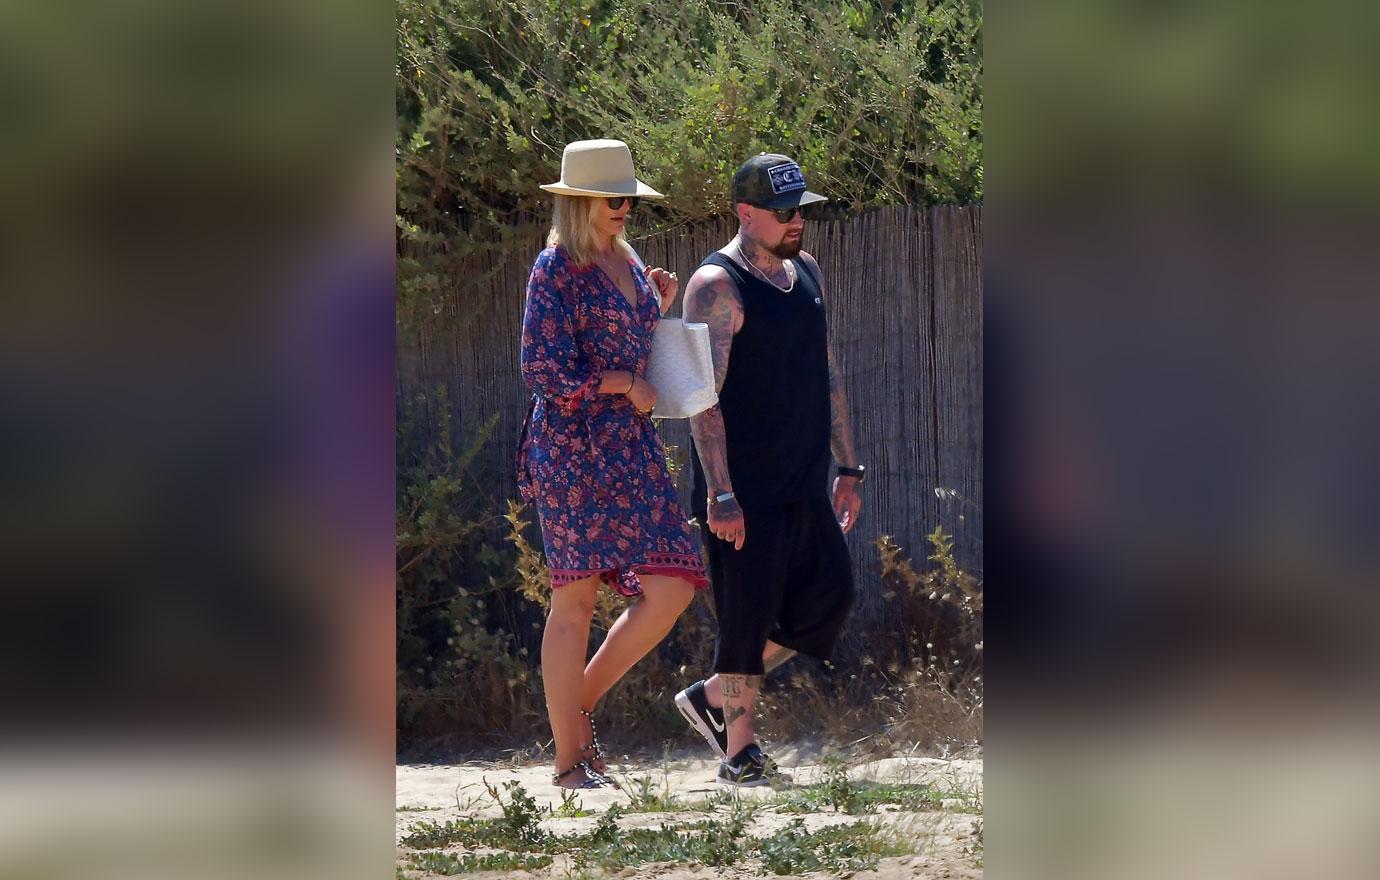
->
xmin=690 ymin=251 xmax=832 ymax=514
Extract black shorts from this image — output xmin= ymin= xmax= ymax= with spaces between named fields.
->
xmin=703 ymin=496 xmax=855 ymax=675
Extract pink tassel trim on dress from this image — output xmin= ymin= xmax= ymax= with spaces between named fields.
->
xmin=550 ymin=553 xmax=709 ymax=597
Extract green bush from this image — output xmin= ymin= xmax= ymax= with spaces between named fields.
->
xmin=396 ymin=388 xmax=547 ymax=754
xmin=396 ymin=0 xmax=982 ymax=327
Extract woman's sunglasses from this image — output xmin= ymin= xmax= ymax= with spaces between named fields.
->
xmin=606 ymin=196 xmax=640 ymax=210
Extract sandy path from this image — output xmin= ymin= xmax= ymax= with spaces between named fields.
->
xmin=397 ymin=749 xmax=982 ymax=879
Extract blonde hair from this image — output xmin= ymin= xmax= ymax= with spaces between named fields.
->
xmin=546 ymin=194 xmax=631 ymax=266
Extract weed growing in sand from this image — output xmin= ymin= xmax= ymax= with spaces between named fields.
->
xmin=483 ymin=779 xmax=550 ymax=848
xmin=823 ymin=757 xmax=863 ymax=812
xmin=589 ymin=803 xmax=625 ymax=845
xmin=701 ymin=787 xmax=740 ymax=809
xmin=395 ymin=804 xmax=429 ymax=812
xmin=452 ymin=782 xmax=485 ymax=813
xmin=399 ymin=817 xmax=484 ymax=850
xmin=621 ymin=772 xmax=685 ymax=813
xmin=770 ymin=767 xmax=981 ymax=815
xmin=677 ymin=788 xmax=738 ymax=813
xmin=572 ymin=801 xmax=754 ymax=870
xmin=965 ymin=817 xmax=984 ymax=866
xmin=410 ymin=850 xmax=554 ymax=874
xmin=552 ymin=788 xmax=588 ymax=818
xmin=400 ymin=782 xmax=554 ymax=852
xmin=400 ymin=789 xmax=929 ymax=876
xmin=758 ymin=817 xmax=909 ymax=875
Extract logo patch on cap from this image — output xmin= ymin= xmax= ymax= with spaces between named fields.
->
xmin=768 ymin=163 xmax=806 ymax=194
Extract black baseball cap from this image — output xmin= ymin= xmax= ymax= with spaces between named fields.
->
xmin=731 ymin=152 xmax=829 ymax=210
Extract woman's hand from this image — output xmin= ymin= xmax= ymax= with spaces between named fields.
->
xmin=626 ymin=376 xmax=658 ymax=415
xmin=645 ymin=267 xmax=679 ymax=314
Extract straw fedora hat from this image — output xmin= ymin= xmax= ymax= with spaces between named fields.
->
xmin=540 ymin=139 xmax=664 ymax=199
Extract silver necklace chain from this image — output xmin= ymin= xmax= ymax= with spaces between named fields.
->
xmin=595 ymin=247 xmax=637 ymax=301
xmin=735 ymin=239 xmax=793 ymax=292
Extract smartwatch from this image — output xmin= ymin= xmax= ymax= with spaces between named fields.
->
xmin=836 ymin=464 xmax=866 ymax=483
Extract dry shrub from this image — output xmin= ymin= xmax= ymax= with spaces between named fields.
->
xmin=752 ymin=528 xmax=983 ymax=756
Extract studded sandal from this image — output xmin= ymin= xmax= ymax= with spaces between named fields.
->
xmin=579 ymin=707 xmax=616 ymax=780
xmin=552 ymin=760 xmax=618 ymax=789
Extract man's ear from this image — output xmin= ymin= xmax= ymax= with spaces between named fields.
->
xmin=733 ymin=202 xmax=750 ymax=225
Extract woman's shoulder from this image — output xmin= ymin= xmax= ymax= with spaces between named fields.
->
xmin=535 ymin=244 xmax=594 ymax=276
xmin=533 ymin=244 xmax=564 ymax=269
xmin=530 ymin=245 xmax=573 ymax=285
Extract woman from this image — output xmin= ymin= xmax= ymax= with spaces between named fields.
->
xmin=516 ymin=139 xmax=709 ymax=789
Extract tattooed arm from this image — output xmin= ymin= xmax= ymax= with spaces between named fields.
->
xmin=800 ymin=251 xmax=863 ymax=532
xmin=826 ymin=344 xmax=860 ymax=467
xmin=685 ymin=264 xmax=747 ymax=550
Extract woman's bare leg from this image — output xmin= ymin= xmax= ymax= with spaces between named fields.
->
xmin=582 ymin=574 xmax=695 ymax=712
xmin=542 ymin=575 xmax=600 ymax=784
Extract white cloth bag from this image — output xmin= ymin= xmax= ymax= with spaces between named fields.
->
xmin=645 ymin=318 xmax=718 ymax=418
xmin=627 ymin=244 xmax=717 ymax=419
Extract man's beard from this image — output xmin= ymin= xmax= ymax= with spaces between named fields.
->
xmin=768 ymin=235 xmax=802 ymax=259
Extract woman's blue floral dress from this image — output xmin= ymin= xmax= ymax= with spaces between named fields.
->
xmin=516 ymin=245 xmax=708 ymax=596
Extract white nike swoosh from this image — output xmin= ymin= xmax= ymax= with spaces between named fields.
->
xmin=708 ymin=712 xmax=725 ymax=733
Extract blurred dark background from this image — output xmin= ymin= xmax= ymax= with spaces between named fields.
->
xmin=984 ymin=1 xmax=1380 ymax=877
xmin=0 ymin=3 xmax=393 ymax=877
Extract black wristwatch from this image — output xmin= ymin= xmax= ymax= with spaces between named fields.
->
xmin=836 ymin=464 xmax=866 ymax=483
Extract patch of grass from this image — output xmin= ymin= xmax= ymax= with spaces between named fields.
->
xmin=400 ymin=785 xmax=925 ymax=876
xmin=822 ymin=758 xmax=863 ymax=812
xmin=589 ymin=803 xmax=625 ymax=846
xmin=552 ymin=788 xmax=588 ymax=818
xmin=482 ymin=778 xmax=552 ymax=848
xmin=702 ymin=787 xmax=740 ymax=809
xmin=771 ymin=774 xmax=979 ymax=815
xmin=620 ymin=773 xmax=685 ymax=813
xmin=965 ymin=817 xmax=984 ymax=867
xmin=759 ymin=817 xmax=910 ymax=875
xmin=396 ymin=804 xmax=430 ymax=812
xmin=940 ymin=778 xmax=985 ymax=814
xmin=452 ymin=783 xmax=486 ymax=813
xmin=402 ymin=781 xmax=556 ymax=852
xmin=575 ymin=802 xmax=753 ymax=870
xmin=409 ymin=850 xmax=554 ymax=874
xmin=399 ymin=817 xmax=492 ymax=850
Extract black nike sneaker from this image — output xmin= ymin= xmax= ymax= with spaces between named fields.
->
xmin=716 ymin=743 xmax=776 ymax=787
xmin=674 ymin=680 xmax=728 ymax=758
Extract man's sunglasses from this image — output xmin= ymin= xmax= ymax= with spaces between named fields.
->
xmin=606 ymin=196 xmax=640 ymax=210
xmin=752 ymin=204 xmax=806 ymax=224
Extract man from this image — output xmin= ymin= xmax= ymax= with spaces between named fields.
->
xmin=674 ymin=153 xmax=865 ymax=786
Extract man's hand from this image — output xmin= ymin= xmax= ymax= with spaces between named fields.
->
xmin=832 ymin=475 xmax=862 ymax=533
xmin=707 ymin=496 xmax=746 ymax=550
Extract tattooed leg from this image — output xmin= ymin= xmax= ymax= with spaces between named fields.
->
xmin=705 ymin=641 xmax=797 ymax=708
xmin=717 ymin=673 xmax=764 ymax=758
